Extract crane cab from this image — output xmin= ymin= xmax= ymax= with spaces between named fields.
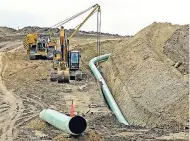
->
xmin=69 ymin=50 xmax=80 ymax=71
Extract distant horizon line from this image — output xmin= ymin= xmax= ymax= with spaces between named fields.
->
xmin=0 ymin=25 xmax=131 ymax=36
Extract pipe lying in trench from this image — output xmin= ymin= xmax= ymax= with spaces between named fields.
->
xmin=39 ymin=109 xmax=87 ymax=135
xmin=89 ymin=54 xmax=129 ymax=125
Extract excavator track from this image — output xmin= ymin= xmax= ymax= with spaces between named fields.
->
xmin=50 ymin=70 xmax=58 ymax=82
xmin=29 ymin=55 xmax=36 ymax=60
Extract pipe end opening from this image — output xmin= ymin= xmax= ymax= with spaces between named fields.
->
xmin=69 ymin=116 xmax=87 ymax=134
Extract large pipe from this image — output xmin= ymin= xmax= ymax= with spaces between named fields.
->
xmin=39 ymin=109 xmax=87 ymax=135
xmin=89 ymin=54 xmax=129 ymax=125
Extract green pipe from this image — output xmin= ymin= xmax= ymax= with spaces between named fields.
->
xmin=39 ymin=109 xmax=87 ymax=135
xmin=89 ymin=54 xmax=129 ymax=125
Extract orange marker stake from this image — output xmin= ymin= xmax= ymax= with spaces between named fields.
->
xmin=70 ymin=100 xmax=75 ymax=117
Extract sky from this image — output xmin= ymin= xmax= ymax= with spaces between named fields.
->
xmin=0 ymin=0 xmax=189 ymax=35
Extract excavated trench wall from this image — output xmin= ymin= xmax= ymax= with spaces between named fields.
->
xmin=164 ymin=25 xmax=189 ymax=74
xmin=103 ymin=23 xmax=189 ymax=127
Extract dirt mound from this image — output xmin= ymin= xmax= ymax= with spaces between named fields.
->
xmin=103 ymin=22 xmax=189 ymax=127
xmin=0 ymin=26 xmax=17 ymax=36
xmin=18 ymin=26 xmax=60 ymax=35
xmin=18 ymin=26 xmax=123 ymax=37
xmin=164 ymin=25 xmax=189 ymax=74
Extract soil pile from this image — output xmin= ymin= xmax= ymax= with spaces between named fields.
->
xmin=164 ymin=25 xmax=189 ymax=74
xmin=0 ymin=26 xmax=17 ymax=36
xmin=104 ymin=22 xmax=189 ymax=127
xmin=18 ymin=26 xmax=60 ymax=35
xmin=18 ymin=26 xmax=123 ymax=37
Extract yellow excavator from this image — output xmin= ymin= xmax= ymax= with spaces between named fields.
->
xmin=50 ymin=4 xmax=101 ymax=83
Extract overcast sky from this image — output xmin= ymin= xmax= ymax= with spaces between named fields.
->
xmin=0 ymin=0 xmax=189 ymax=35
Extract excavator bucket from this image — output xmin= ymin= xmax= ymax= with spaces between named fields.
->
xmin=57 ymin=68 xmax=70 ymax=83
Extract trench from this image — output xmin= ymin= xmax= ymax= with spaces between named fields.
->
xmin=89 ymin=53 xmax=129 ymax=125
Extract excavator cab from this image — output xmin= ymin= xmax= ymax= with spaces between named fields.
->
xmin=68 ymin=50 xmax=82 ymax=81
xmin=69 ymin=51 xmax=80 ymax=71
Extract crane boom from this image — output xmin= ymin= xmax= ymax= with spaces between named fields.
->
xmin=59 ymin=4 xmax=101 ymax=63
xmin=68 ymin=4 xmax=100 ymax=40
xmin=36 ymin=4 xmax=98 ymax=34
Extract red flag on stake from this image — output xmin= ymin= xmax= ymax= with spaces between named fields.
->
xmin=70 ymin=100 xmax=75 ymax=117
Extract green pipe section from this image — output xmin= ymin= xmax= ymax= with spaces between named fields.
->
xmin=39 ymin=109 xmax=87 ymax=135
xmin=89 ymin=54 xmax=129 ymax=125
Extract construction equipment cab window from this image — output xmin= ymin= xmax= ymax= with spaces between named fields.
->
xmin=71 ymin=53 xmax=79 ymax=63
xmin=69 ymin=51 xmax=80 ymax=71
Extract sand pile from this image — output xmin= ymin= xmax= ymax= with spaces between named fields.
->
xmin=164 ymin=25 xmax=189 ymax=74
xmin=103 ymin=22 xmax=189 ymax=127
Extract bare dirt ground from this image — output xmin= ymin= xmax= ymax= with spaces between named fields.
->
xmin=0 ymin=26 xmax=189 ymax=141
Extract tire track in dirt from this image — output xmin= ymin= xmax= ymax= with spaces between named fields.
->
xmin=0 ymin=52 xmax=24 ymax=141
xmin=14 ymin=96 xmax=47 ymax=128
xmin=0 ymin=49 xmax=48 ymax=140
